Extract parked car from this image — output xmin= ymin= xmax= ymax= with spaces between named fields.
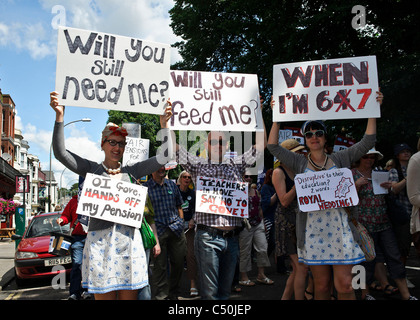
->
xmin=12 ymin=212 xmax=72 ymax=286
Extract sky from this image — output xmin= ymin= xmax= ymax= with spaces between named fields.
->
xmin=0 ymin=0 xmax=181 ymax=190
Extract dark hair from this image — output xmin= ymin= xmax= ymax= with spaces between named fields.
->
xmin=304 ymin=122 xmax=325 ymax=133
xmin=263 ymin=168 xmax=274 ymax=186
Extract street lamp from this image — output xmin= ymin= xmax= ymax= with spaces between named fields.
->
xmin=48 ymin=118 xmax=91 ymax=211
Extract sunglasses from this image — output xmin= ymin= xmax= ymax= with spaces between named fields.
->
xmin=105 ymin=139 xmax=127 ymax=148
xmin=182 ymin=176 xmax=192 ymax=179
xmin=304 ymin=130 xmax=325 ymax=139
xmin=362 ymin=155 xmax=376 ymax=160
xmin=209 ymin=139 xmax=226 ymax=146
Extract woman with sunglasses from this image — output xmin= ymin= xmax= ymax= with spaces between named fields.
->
xmin=49 ymin=91 xmax=173 ymax=300
xmin=267 ymin=90 xmax=383 ymax=300
xmin=177 ymin=170 xmax=199 ymax=297
xmin=351 ymin=149 xmax=417 ymax=300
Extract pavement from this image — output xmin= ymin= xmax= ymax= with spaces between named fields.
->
xmin=1 ymin=237 xmax=420 ymax=301
xmin=0 ymin=239 xmax=16 ymax=291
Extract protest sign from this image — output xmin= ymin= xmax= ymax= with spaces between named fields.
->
xmin=77 ymin=173 xmax=147 ymax=228
xmin=55 ymin=26 xmax=171 ymax=115
xmin=294 ymin=168 xmax=359 ymax=212
xmin=279 ymin=127 xmax=304 ymax=145
xmin=122 ymin=137 xmax=150 ymax=167
xmin=333 ymin=135 xmax=356 ymax=153
xmin=195 ymin=176 xmax=249 ymax=218
xmin=169 ymin=70 xmax=264 ymax=131
xmin=273 ymin=55 xmax=379 ymax=122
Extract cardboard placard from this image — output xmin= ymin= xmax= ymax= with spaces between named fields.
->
xmin=195 ymin=176 xmax=249 ymax=218
xmin=169 ymin=70 xmax=263 ymax=131
xmin=273 ymin=55 xmax=380 ymax=122
xmin=294 ymin=168 xmax=359 ymax=212
xmin=55 ymin=26 xmax=171 ymax=114
xmin=77 ymin=173 xmax=147 ymax=228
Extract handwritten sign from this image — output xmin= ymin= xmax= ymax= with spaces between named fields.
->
xmin=122 ymin=137 xmax=150 ymax=166
xmin=55 ymin=26 xmax=171 ymax=115
xmin=77 ymin=173 xmax=147 ymax=228
xmin=333 ymin=135 xmax=356 ymax=153
xmin=169 ymin=70 xmax=263 ymax=131
xmin=294 ymin=168 xmax=359 ymax=212
xmin=273 ymin=55 xmax=379 ymax=122
xmin=195 ymin=176 xmax=249 ymax=218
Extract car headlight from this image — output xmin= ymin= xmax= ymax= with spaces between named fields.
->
xmin=16 ymin=251 xmax=39 ymax=259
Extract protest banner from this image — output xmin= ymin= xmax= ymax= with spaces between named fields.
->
xmin=195 ymin=176 xmax=249 ymax=218
xmin=122 ymin=137 xmax=150 ymax=167
xmin=77 ymin=173 xmax=147 ymax=228
xmin=273 ymin=55 xmax=379 ymax=122
xmin=294 ymin=168 xmax=359 ymax=212
xmin=169 ymin=70 xmax=264 ymax=131
xmin=55 ymin=26 xmax=171 ymax=115
xmin=333 ymin=135 xmax=356 ymax=153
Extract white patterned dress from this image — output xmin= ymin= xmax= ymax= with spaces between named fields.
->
xmin=82 ymin=223 xmax=148 ymax=294
xmin=297 ymin=167 xmax=365 ymax=265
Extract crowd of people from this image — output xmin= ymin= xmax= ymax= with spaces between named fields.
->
xmin=50 ymin=90 xmax=420 ymax=300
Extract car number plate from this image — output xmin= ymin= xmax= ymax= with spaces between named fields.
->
xmin=44 ymin=256 xmax=72 ymax=266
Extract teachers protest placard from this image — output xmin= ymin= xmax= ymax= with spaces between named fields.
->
xmin=55 ymin=26 xmax=171 ymax=115
xmin=294 ymin=168 xmax=359 ymax=212
xmin=169 ymin=70 xmax=264 ymax=132
xmin=77 ymin=173 xmax=147 ymax=228
xmin=195 ymin=176 xmax=249 ymax=218
xmin=273 ymin=55 xmax=380 ymax=122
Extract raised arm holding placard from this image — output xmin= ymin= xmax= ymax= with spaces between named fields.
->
xmin=267 ymin=56 xmax=384 ymax=300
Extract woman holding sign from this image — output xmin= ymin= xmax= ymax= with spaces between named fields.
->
xmin=267 ymin=91 xmax=383 ymax=300
xmin=50 ymin=91 xmax=173 ymax=300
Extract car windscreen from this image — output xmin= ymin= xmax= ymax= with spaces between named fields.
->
xmin=25 ymin=214 xmax=70 ymax=238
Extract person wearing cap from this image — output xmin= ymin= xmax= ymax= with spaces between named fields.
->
xmin=49 ymin=91 xmax=173 ymax=300
xmin=267 ymin=90 xmax=383 ymax=300
xmin=352 ymin=148 xmax=417 ymax=300
xmin=272 ymin=139 xmax=308 ymax=300
xmin=388 ymin=143 xmax=414 ymax=281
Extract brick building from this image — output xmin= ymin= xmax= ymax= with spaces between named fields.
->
xmin=0 ymin=88 xmax=20 ymax=199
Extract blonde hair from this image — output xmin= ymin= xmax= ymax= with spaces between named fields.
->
xmin=177 ymin=170 xmax=192 ymax=185
xmin=101 ymin=123 xmax=128 ymax=146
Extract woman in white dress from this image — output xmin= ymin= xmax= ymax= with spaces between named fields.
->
xmin=267 ymin=91 xmax=383 ymax=300
xmin=50 ymin=91 xmax=172 ymax=300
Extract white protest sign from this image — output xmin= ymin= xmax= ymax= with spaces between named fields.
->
xmin=294 ymin=168 xmax=359 ymax=212
xmin=55 ymin=26 xmax=171 ymax=115
xmin=195 ymin=176 xmax=249 ymax=218
xmin=372 ymin=171 xmax=389 ymax=195
xmin=169 ymin=70 xmax=263 ymax=131
xmin=122 ymin=137 xmax=150 ymax=167
xmin=273 ymin=55 xmax=379 ymax=122
xmin=77 ymin=173 xmax=147 ymax=228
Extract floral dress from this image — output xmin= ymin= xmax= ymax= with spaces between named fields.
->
xmin=297 ymin=167 xmax=365 ymax=265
